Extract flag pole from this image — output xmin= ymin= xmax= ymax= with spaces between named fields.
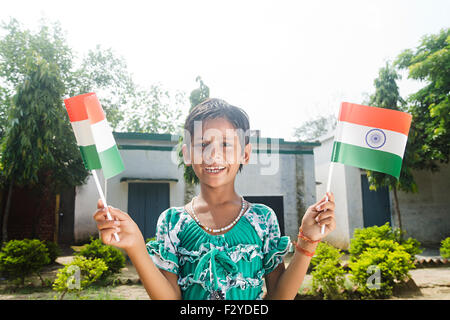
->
xmin=92 ymin=170 xmax=120 ymax=242
xmin=321 ymin=161 xmax=335 ymax=234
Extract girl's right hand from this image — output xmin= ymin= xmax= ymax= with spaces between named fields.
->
xmin=93 ymin=199 xmax=145 ymax=252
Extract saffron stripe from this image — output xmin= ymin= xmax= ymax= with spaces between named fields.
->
xmin=331 ymin=141 xmax=403 ymax=179
xmin=84 ymin=93 xmax=106 ymax=125
xmin=339 ymin=102 xmax=412 ymax=135
xmin=64 ymin=93 xmax=91 ymax=122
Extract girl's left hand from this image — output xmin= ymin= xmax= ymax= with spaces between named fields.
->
xmin=300 ymin=192 xmax=336 ymax=241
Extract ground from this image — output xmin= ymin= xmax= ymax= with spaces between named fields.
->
xmin=0 ymin=250 xmax=449 ymax=300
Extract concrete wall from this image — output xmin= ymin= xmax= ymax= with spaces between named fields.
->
xmin=395 ymin=163 xmax=450 ymax=246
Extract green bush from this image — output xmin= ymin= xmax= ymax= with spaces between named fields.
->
xmin=43 ymin=240 xmax=61 ymax=264
xmin=76 ymin=237 xmax=125 ymax=279
xmin=52 ymin=256 xmax=108 ymax=300
xmin=0 ymin=239 xmax=50 ymax=285
xmin=350 ymin=223 xmax=421 ymax=263
xmin=440 ymin=237 xmax=450 ymax=259
xmin=310 ymin=242 xmax=347 ymax=300
xmin=349 ymin=239 xmax=415 ymax=299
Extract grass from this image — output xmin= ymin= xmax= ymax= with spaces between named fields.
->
xmin=0 ymin=280 xmax=127 ymax=300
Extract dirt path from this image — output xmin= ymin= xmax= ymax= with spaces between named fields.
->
xmin=389 ymin=267 xmax=450 ymax=300
xmin=1 ymin=253 xmax=448 ymax=300
xmin=98 ymin=264 xmax=450 ymax=300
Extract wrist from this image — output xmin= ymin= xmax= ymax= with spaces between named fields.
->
xmin=293 ymin=239 xmax=318 ymax=257
xmin=299 ymin=225 xmax=321 ymax=242
xmin=126 ymin=239 xmax=147 ymax=259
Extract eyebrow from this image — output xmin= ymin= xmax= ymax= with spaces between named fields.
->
xmin=193 ymin=135 xmax=237 ymax=142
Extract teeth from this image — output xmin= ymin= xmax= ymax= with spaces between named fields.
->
xmin=205 ymin=166 xmax=225 ymax=173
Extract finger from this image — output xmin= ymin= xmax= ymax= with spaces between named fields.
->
xmin=310 ymin=195 xmax=327 ymax=211
xmin=97 ymin=219 xmax=121 ymax=230
xmin=97 ymin=198 xmax=104 ymax=209
xmin=318 ymin=216 xmax=334 ymax=227
xmin=326 ymin=192 xmax=335 ymax=203
xmin=316 ymin=200 xmax=335 ymax=212
xmin=101 ymin=227 xmax=121 ymax=244
xmin=316 ymin=210 xmax=335 ymax=221
xmin=107 ymin=206 xmax=130 ymax=221
xmin=93 ymin=207 xmax=109 ymax=222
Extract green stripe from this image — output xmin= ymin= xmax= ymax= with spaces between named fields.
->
xmin=79 ymin=145 xmax=101 ymax=170
xmin=331 ymin=141 xmax=402 ymax=179
xmin=98 ymin=144 xmax=125 ymax=179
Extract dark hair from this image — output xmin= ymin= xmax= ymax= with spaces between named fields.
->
xmin=184 ymin=98 xmax=250 ymax=172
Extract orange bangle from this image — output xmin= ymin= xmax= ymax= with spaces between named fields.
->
xmin=298 ymin=227 xmax=320 ymax=244
xmin=293 ymin=241 xmax=315 ymax=257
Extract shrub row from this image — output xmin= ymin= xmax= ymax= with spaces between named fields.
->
xmin=0 ymin=237 xmax=125 ymax=299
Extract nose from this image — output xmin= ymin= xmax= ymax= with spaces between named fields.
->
xmin=204 ymin=141 xmax=224 ymax=165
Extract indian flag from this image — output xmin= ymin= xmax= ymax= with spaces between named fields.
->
xmin=331 ymin=102 xmax=412 ymax=179
xmin=64 ymin=93 xmax=124 ymax=179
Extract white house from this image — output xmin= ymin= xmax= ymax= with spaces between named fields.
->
xmin=314 ymin=132 xmax=450 ymax=250
xmin=70 ymin=132 xmax=320 ymax=244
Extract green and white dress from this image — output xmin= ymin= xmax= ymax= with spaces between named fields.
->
xmin=146 ymin=202 xmax=291 ymax=300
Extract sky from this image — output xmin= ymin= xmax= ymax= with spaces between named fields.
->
xmin=1 ymin=0 xmax=449 ymax=140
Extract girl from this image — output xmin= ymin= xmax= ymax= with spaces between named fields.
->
xmin=94 ymin=98 xmax=336 ymax=300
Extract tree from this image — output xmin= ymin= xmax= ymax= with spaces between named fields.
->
xmin=1 ymin=53 xmax=87 ymax=241
xmin=0 ymin=18 xmax=73 ymax=139
xmin=365 ymin=62 xmax=417 ymax=232
xmin=0 ymin=17 xmax=184 ymax=241
xmin=0 ymin=19 xmax=88 ymax=242
xmin=293 ymin=114 xmax=337 ymax=142
xmin=395 ymin=28 xmax=450 ymax=170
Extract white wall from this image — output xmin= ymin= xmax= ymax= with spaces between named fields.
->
xmin=395 ymin=163 xmax=450 ymax=246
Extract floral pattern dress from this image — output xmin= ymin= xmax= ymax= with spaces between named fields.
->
xmin=146 ymin=202 xmax=291 ymax=300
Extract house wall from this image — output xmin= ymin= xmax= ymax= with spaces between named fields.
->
xmin=395 ymin=163 xmax=450 ymax=246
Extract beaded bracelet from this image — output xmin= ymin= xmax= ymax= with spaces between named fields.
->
xmin=293 ymin=241 xmax=315 ymax=257
xmin=298 ymin=227 xmax=321 ymax=244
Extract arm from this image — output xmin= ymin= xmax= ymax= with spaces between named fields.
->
xmin=94 ymin=200 xmax=181 ymax=300
xmin=265 ymin=192 xmax=336 ymax=300
xmin=126 ymin=242 xmax=181 ymax=300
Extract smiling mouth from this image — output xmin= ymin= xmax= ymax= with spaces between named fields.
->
xmin=204 ymin=166 xmax=226 ymax=174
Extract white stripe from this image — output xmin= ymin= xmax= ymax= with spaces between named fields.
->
xmin=335 ymin=121 xmax=408 ymax=158
xmin=70 ymin=119 xmax=95 ymax=147
xmin=90 ymin=119 xmax=116 ymax=152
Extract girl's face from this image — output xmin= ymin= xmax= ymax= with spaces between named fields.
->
xmin=182 ymin=118 xmax=251 ymax=188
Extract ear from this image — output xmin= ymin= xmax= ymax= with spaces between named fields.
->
xmin=241 ymin=143 xmax=252 ymax=165
xmin=182 ymin=144 xmax=191 ymax=166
